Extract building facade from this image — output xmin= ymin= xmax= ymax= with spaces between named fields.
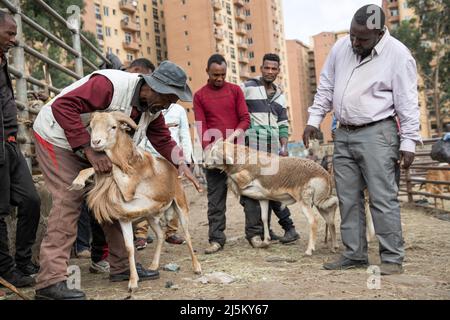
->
xmin=82 ymin=0 xmax=168 ymax=67
xmin=286 ymin=40 xmax=316 ymax=142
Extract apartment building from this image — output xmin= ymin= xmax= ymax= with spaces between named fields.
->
xmin=163 ymin=0 xmax=293 ymax=139
xmin=83 ymin=0 xmax=168 ymax=67
xmin=382 ymin=0 xmax=416 ymax=29
xmin=286 ymin=40 xmax=316 ymax=142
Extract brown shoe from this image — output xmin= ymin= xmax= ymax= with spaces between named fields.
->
xmin=380 ymin=262 xmax=403 ymax=275
xmin=204 ymin=242 xmax=222 ymax=254
xmin=248 ymin=236 xmax=270 ymax=249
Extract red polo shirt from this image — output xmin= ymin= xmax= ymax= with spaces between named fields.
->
xmin=193 ymin=81 xmax=250 ymax=149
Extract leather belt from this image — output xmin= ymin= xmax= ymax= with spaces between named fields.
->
xmin=339 ymin=116 xmax=395 ymax=131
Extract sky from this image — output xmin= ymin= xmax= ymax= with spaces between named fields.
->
xmin=282 ymin=0 xmax=383 ymax=46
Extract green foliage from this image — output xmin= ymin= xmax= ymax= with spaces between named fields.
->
xmin=20 ymin=0 xmax=101 ymax=89
xmin=392 ymin=0 xmax=450 ymax=130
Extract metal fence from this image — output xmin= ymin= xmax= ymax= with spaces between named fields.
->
xmin=1 ymin=0 xmax=110 ymax=169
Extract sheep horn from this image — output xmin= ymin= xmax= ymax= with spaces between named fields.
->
xmin=110 ymin=111 xmax=138 ymax=130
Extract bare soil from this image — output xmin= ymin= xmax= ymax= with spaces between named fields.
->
xmin=9 ymin=184 xmax=450 ymax=300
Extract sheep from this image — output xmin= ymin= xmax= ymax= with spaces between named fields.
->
xmin=70 ymin=111 xmax=202 ymax=291
xmin=423 ymin=168 xmax=450 ymax=209
xmin=203 ymin=137 xmax=339 ymax=255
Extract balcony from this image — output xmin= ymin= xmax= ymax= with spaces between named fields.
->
xmin=236 ymin=25 xmax=247 ymax=35
xmin=119 ymin=0 xmax=137 ymax=13
xmin=238 ymin=55 xmax=249 ymax=64
xmin=122 ymin=40 xmax=140 ymax=51
xmin=239 ymin=70 xmax=250 ymax=79
xmin=237 ymin=41 xmax=248 ymax=49
xmin=214 ymin=29 xmax=225 ymax=41
xmin=235 ymin=11 xmax=246 ymax=22
xmin=233 ymin=0 xmax=245 ymax=7
xmin=387 ymin=1 xmax=398 ymax=9
xmin=212 ymin=0 xmax=222 ymax=11
xmin=214 ymin=14 xmax=224 ymax=25
xmin=121 ymin=19 xmax=140 ymax=32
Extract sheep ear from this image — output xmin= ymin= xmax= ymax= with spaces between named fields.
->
xmin=110 ymin=111 xmax=138 ymax=130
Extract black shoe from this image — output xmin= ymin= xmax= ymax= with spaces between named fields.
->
xmin=109 ymin=263 xmax=160 ymax=282
xmin=16 ymin=262 xmax=40 ymax=277
xmin=279 ymin=228 xmax=300 ymax=244
xmin=269 ymin=230 xmax=281 ymax=241
xmin=323 ymin=256 xmax=369 ymax=270
xmin=1 ymin=268 xmax=35 ymax=288
xmin=35 ymin=281 xmax=86 ymax=300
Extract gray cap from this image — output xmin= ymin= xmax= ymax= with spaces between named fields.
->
xmin=142 ymin=61 xmax=192 ymax=102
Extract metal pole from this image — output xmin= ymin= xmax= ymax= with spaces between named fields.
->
xmin=67 ymin=5 xmax=83 ymax=77
xmin=11 ymin=0 xmax=32 ymax=170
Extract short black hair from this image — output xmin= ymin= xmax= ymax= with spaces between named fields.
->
xmin=129 ymin=58 xmax=155 ymax=72
xmin=262 ymin=53 xmax=280 ymax=66
xmin=0 ymin=10 xmax=14 ymax=25
xmin=353 ymin=4 xmax=385 ymax=31
xmin=207 ymin=54 xmax=226 ymax=68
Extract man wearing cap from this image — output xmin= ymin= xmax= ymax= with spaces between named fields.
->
xmin=32 ymin=61 xmax=201 ymax=300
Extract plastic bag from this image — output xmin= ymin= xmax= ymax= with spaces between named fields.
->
xmin=430 ymin=139 xmax=450 ymax=163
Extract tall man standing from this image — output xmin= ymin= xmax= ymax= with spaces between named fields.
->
xmin=303 ymin=5 xmax=420 ymax=275
xmin=0 ymin=11 xmax=40 ymax=288
xmin=240 ymin=53 xmax=299 ymax=248
xmin=194 ymin=54 xmax=250 ymax=254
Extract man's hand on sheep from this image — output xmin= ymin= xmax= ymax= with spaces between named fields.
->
xmin=178 ymin=162 xmax=203 ymax=193
xmin=84 ymin=146 xmax=113 ymax=174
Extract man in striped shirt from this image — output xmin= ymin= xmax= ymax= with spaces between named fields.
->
xmin=240 ymin=53 xmax=299 ymax=248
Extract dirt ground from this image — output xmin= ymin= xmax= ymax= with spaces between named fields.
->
xmin=9 ymin=184 xmax=450 ymax=300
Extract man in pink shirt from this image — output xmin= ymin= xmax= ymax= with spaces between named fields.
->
xmin=194 ymin=54 xmax=250 ymax=254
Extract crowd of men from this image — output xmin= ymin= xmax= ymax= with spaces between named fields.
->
xmin=0 ymin=4 xmax=420 ymax=300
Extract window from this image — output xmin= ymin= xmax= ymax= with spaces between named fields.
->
xmin=147 ymin=47 xmax=151 ymax=54
xmin=250 ymin=66 xmax=256 ymax=73
xmin=184 ymin=31 xmax=188 ymax=36
xmin=246 ymin=23 xmax=252 ymax=30
xmin=144 ymin=18 xmax=148 ymax=26
xmin=125 ymin=32 xmax=132 ymax=43
xmin=112 ymin=9 xmax=116 ymax=15
xmin=157 ymin=49 xmax=163 ymax=61
xmin=105 ymin=26 xmax=111 ymax=37
xmin=154 ymin=22 xmax=160 ymax=33
xmin=143 ymin=4 xmax=147 ymax=11
xmin=127 ymin=53 xmax=134 ymax=61
xmin=155 ymin=35 xmax=161 ymax=47
xmin=230 ymin=47 xmax=235 ymax=59
xmin=227 ymin=17 xmax=233 ymax=30
xmin=226 ymin=3 xmax=231 ymax=15
xmin=94 ymin=4 xmax=101 ymax=20
xmin=153 ymin=8 xmax=159 ymax=20
xmin=146 ymin=32 xmax=150 ymax=40
xmin=114 ymin=29 xmax=118 ymax=36
xmin=96 ymin=24 xmax=103 ymax=40
xmin=249 ymin=51 xmax=254 ymax=58
xmin=103 ymin=6 xmax=109 ymax=16
xmin=107 ymin=47 xmax=112 ymax=54
xmin=116 ymin=49 xmax=120 ymax=55
xmin=231 ymin=62 xmax=236 ymax=74
xmin=229 ymin=32 xmax=234 ymax=44
xmin=390 ymin=9 xmax=399 ymax=16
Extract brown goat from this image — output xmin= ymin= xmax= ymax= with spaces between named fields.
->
xmin=70 ymin=112 xmax=201 ymax=291
xmin=204 ymin=139 xmax=339 ymax=255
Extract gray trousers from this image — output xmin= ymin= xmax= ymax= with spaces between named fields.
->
xmin=333 ymin=118 xmax=404 ymax=264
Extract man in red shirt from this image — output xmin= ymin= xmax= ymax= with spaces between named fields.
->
xmin=194 ymin=54 xmax=250 ymax=254
xmin=33 ymin=61 xmax=201 ymax=300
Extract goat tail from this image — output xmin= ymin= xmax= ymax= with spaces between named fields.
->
xmin=315 ymin=195 xmax=338 ymax=211
xmin=86 ymin=175 xmax=124 ymax=224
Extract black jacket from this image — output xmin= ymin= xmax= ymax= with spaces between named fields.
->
xmin=0 ymin=57 xmax=15 ymax=166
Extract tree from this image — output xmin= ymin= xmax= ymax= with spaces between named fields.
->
xmin=21 ymin=0 xmax=101 ymax=90
xmin=392 ymin=0 xmax=450 ymax=135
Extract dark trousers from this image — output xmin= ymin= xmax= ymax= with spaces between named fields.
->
xmin=205 ymin=168 xmax=228 ymax=247
xmin=0 ymin=142 xmax=40 ymax=274
xmin=76 ymin=201 xmax=108 ymax=263
xmin=240 ymin=197 xmax=294 ymax=240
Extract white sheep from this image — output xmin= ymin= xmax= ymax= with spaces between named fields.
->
xmin=70 ymin=111 xmax=202 ymax=291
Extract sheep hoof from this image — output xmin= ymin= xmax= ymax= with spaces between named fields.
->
xmin=304 ymin=249 xmax=313 ymax=256
xmin=128 ymin=283 xmax=138 ymax=292
xmin=194 ymin=267 xmax=202 ymax=275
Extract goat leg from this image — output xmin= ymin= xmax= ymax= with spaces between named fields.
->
xmin=259 ymin=200 xmax=271 ymax=246
xmin=119 ymin=221 xmax=139 ymax=292
xmin=69 ymin=167 xmax=95 ymax=191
